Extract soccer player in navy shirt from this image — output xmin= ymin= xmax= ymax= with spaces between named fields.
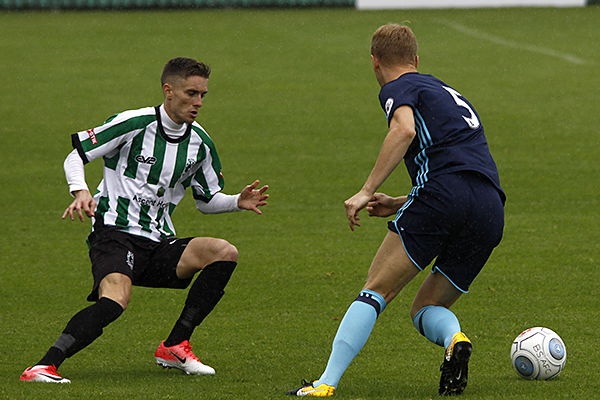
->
xmin=287 ymin=24 xmax=505 ymax=397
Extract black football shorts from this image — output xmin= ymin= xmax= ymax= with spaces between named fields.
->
xmin=86 ymin=227 xmax=194 ymax=301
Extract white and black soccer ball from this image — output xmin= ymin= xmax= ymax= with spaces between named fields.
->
xmin=511 ymin=327 xmax=567 ymax=380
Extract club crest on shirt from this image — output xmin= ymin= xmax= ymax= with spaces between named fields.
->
xmin=385 ymin=98 xmax=394 ymax=117
xmin=184 ymin=158 xmax=197 ymax=173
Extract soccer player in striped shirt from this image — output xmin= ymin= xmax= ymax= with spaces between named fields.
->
xmin=21 ymin=57 xmax=269 ymax=383
xmin=287 ymin=25 xmax=505 ymax=396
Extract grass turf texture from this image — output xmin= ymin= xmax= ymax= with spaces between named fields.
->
xmin=1 ymin=6 xmax=599 ymax=400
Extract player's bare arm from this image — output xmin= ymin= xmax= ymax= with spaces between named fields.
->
xmin=344 ymin=106 xmax=416 ymax=230
xmin=62 ymin=189 xmax=96 ymax=222
xmin=237 ymin=180 xmax=269 ymax=214
xmin=366 ymin=193 xmax=408 ymax=217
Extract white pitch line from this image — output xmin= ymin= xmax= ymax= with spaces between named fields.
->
xmin=436 ymin=20 xmax=587 ymax=65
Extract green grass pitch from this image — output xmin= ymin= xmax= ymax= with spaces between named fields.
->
xmin=1 ymin=6 xmax=599 ymax=399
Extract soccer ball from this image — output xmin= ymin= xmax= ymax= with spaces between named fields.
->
xmin=511 ymin=327 xmax=567 ymax=380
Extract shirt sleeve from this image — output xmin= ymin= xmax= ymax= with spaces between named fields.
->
xmin=190 ymin=141 xmax=225 ymax=203
xmin=379 ymin=80 xmax=419 ymax=126
xmin=195 ymin=192 xmax=241 ymax=214
xmin=70 ymin=110 xmax=150 ymax=164
xmin=63 ymin=149 xmax=89 ymax=195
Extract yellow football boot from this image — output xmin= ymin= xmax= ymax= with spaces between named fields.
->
xmin=286 ymin=380 xmax=336 ymax=397
xmin=439 ymin=332 xmax=472 ymax=396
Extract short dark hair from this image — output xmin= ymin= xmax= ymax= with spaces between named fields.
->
xmin=161 ymin=57 xmax=211 ymax=85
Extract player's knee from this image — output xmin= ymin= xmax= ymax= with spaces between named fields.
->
xmin=98 ymin=273 xmax=131 ymax=310
xmin=102 ymin=292 xmax=130 ymax=310
xmin=208 ymin=238 xmax=238 ymax=263
xmin=195 ymin=239 xmax=238 ymax=266
xmin=110 ymin=296 xmax=130 ymax=310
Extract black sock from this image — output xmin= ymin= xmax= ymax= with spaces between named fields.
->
xmin=164 ymin=261 xmax=237 ymax=347
xmin=37 ymin=297 xmax=123 ymax=368
xmin=37 ymin=347 xmax=65 ymax=369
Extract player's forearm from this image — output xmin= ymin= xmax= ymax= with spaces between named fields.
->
xmin=361 ymin=127 xmax=414 ymax=194
xmin=64 ymin=150 xmax=89 ymax=195
xmin=195 ymin=192 xmax=242 ymax=214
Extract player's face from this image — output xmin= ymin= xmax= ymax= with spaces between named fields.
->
xmin=163 ymin=75 xmax=209 ymax=124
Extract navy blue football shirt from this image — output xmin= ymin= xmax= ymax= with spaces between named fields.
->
xmin=379 ymin=72 xmax=505 ymax=202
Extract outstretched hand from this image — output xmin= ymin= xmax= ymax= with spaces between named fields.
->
xmin=366 ymin=193 xmax=407 ymax=218
xmin=62 ymin=190 xmax=96 ymax=222
xmin=238 ymin=180 xmax=269 ymax=214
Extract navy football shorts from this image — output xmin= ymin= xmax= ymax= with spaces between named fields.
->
xmin=86 ymin=227 xmax=194 ymax=301
xmin=388 ymin=171 xmax=504 ymax=293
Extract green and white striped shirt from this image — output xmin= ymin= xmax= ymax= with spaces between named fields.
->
xmin=72 ymin=105 xmax=223 ymax=242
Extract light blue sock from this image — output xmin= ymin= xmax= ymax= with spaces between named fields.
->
xmin=412 ymin=305 xmax=461 ymax=348
xmin=315 ymin=290 xmax=386 ymax=388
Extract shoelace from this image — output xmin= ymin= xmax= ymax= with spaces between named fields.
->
xmin=182 ymin=343 xmax=201 ymax=362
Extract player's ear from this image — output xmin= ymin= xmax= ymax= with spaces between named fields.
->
xmin=163 ymin=83 xmax=173 ymax=99
xmin=371 ymin=54 xmax=381 ymax=71
xmin=414 ymin=55 xmax=419 ymax=68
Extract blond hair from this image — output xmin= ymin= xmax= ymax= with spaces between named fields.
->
xmin=371 ymin=24 xmax=418 ymax=66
